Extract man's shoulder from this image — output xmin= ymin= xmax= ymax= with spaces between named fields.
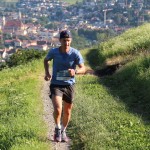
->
xmin=50 ymin=47 xmax=59 ymax=51
xmin=70 ymin=47 xmax=80 ymax=54
xmin=48 ymin=47 xmax=59 ymax=54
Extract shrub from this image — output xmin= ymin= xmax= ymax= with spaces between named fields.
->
xmin=6 ymin=49 xmax=46 ymax=67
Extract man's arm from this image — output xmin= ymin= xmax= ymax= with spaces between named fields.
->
xmin=44 ymin=58 xmax=51 ymax=81
xmin=68 ymin=63 xmax=85 ymax=77
xmin=76 ymin=63 xmax=85 ymax=74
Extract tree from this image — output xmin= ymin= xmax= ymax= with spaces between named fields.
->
xmin=71 ymin=30 xmax=90 ymax=49
xmin=96 ymin=29 xmax=116 ymax=43
xmin=56 ymin=9 xmax=64 ymax=21
xmin=45 ymin=23 xmax=57 ymax=30
xmin=7 ymin=49 xmax=46 ymax=67
xmin=3 ymin=33 xmax=12 ymax=40
xmin=38 ymin=16 xmax=49 ymax=26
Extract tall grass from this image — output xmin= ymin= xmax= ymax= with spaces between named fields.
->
xmin=96 ymin=23 xmax=150 ymax=65
xmin=108 ymin=56 xmax=150 ymax=120
xmin=0 ymin=59 xmax=50 ymax=150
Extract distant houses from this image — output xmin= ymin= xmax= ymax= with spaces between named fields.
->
xmin=0 ymin=10 xmax=62 ymax=63
xmin=0 ymin=0 xmax=148 ymax=63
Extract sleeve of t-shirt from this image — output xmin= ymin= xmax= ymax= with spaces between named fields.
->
xmin=45 ymin=48 xmax=54 ymax=61
xmin=76 ymin=51 xmax=84 ymax=65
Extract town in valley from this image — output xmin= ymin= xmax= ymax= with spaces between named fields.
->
xmin=0 ymin=0 xmax=149 ymax=62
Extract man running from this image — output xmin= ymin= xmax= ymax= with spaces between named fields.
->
xmin=44 ymin=30 xmax=85 ymax=142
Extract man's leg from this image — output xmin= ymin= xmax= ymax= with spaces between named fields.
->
xmin=52 ymin=95 xmax=62 ymax=126
xmin=62 ymin=101 xmax=73 ymax=129
xmin=61 ymin=101 xmax=73 ymax=142
xmin=52 ymin=95 xmax=62 ymax=142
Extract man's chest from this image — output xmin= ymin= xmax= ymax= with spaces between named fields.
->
xmin=54 ymin=54 xmax=76 ymax=67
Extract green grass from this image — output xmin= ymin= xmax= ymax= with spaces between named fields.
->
xmin=96 ymin=23 xmax=150 ymax=66
xmin=107 ymin=56 xmax=150 ymax=120
xmin=69 ymin=73 xmax=150 ymax=149
xmin=0 ymin=59 xmax=50 ymax=150
xmin=67 ymin=24 xmax=150 ymax=149
xmin=64 ymin=0 xmax=83 ymax=4
xmin=1 ymin=23 xmax=150 ymax=150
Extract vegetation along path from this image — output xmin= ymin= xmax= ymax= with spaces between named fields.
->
xmin=1 ymin=23 xmax=149 ymax=150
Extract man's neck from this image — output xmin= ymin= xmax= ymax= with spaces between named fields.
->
xmin=59 ymin=46 xmax=69 ymax=53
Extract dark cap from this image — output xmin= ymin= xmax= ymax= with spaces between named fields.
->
xmin=60 ymin=30 xmax=72 ymax=39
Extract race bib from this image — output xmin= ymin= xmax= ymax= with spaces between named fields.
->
xmin=56 ymin=70 xmax=72 ymax=81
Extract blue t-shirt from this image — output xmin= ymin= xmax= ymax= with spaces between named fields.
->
xmin=45 ymin=47 xmax=84 ymax=85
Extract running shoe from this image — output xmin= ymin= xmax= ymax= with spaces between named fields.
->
xmin=54 ymin=128 xmax=61 ymax=142
xmin=61 ymin=130 xmax=70 ymax=142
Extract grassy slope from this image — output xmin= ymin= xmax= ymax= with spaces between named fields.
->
xmin=68 ymin=24 xmax=150 ymax=149
xmin=1 ymin=23 xmax=150 ymax=149
xmin=69 ymin=75 xmax=150 ymax=149
xmin=0 ymin=59 xmax=50 ymax=150
xmin=95 ymin=23 xmax=150 ymax=67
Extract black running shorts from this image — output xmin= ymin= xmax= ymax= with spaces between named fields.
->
xmin=49 ymin=84 xmax=75 ymax=104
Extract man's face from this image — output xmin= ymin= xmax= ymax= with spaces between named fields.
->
xmin=60 ymin=38 xmax=72 ymax=50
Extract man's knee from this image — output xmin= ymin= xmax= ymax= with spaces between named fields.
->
xmin=54 ymin=107 xmax=62 ymax=116
xmin=63 ymin=108 xmax=72 ymax=116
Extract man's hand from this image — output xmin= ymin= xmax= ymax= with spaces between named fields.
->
xmin=68 ymin=69 xmax=76 ymax=77
xmin=44 ymin=73 xmax=51 ymax=81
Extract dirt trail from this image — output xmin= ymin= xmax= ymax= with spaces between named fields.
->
xmin=41 ymin=80 xmax=70 ymax=150
xmin=41 ymin=70 xmax=95 ymax=150
xmin=41 ymin=67 xmax=119 ymax=149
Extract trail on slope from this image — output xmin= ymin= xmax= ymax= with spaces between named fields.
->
xmin=41 ymin=70 xmax=97 ymax=150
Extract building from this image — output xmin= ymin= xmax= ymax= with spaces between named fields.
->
xmin=2 ymin=19 xmax=26 ymax=35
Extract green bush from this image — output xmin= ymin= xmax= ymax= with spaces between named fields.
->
xmin=0 ymin=62 xmax=7 ymax=71
xmin=6 ymin=49 xmax=46 ymax=67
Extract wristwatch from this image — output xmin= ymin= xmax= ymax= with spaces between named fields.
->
xmin=75 ymin=69 xmax=78 ymax=74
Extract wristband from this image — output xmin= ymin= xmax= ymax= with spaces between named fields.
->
xmin=75 ymin=69 xmax=78 ymax=74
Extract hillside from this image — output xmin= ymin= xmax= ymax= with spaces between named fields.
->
xmin=93 ymin=23 xmax=150 ymax=68
xmin=0 ymin=0 xmax=18 ymax=7
xmin=0 ymin=23 xmax=150 ymax=150
xmin=0 ymin=0 xmax=82 ymax=4
xmin=0 ymin=0 xmax=18 ymax=2
xmin=69 ymin=23 xmax=150 ymax=149
xmin=0 ymin=59 xmax=51 ymax=150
